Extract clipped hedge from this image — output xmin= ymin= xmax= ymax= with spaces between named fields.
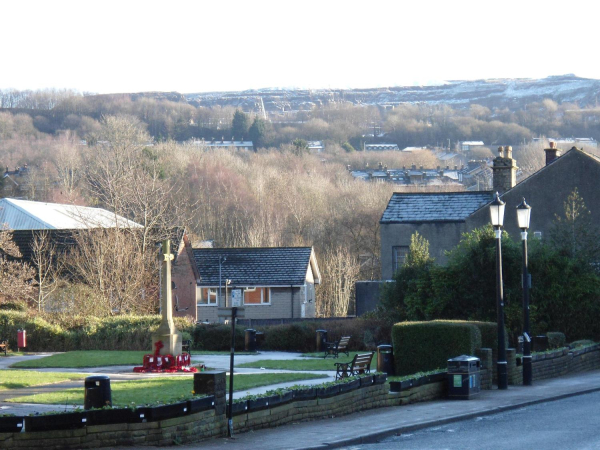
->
xmin=0 ymin=311 xmax=195 ymax=352
xmin=192 ymin=323 xmax=245 ymax=351
xmin=547 ymin=332 xmax=566 ymax=349
xmin=392 ymin=320 xmax=488 ymax=376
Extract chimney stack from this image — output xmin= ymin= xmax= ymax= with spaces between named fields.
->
xmin=492 ymin=145 xmax=517 ymax=194
xmin=544 ymin=141 xmax=561 ymax=165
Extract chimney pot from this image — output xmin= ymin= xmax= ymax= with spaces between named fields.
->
xmin=544 ymin=143 xmax=561 ymax=165
xmin=505 ymin=146 xmax=513 ymax=159
xmin=498 ymin=146 xmax=505 ymax=158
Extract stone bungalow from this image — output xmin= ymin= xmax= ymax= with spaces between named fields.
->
xmin=183 ymin=247 xmax=321 ymax=323
xmin=380 ymin=144 xmax=600 ymax=279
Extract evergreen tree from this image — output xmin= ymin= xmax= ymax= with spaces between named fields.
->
xmin=231 ymin=110 xmax=249 ymax=139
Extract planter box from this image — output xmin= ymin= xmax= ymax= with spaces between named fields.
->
xmin=359 ymin=376 xmax=374 ymax=387
xmin=373 ymin=373 xmax=387 ymax=385
xmin=0 ymin=416 xmax=24 ymax=433
xmin=292 ymin=387 xmax=316 ymax=400
xmin=230 ymin=400 xmax=248 ymax=416
xmin=188 ymin=395 xmax=215 ymax=414
xmin=147 ymin=401 xmax=189 ymax=421
xmin=86 ymin=408 xmax=143 ymax=426
xmin=25 ymin=412 xmax=87 ymax=432
xmin=400 ymin=379 xmax=414 ymax=390
xmin=389 ymin=381 xmax=401 ymax=392
xmin=338 ymin=378 xmax=361 ymax=393
xmin=317 ymin=385 xmax=340 ymax=398
xmin=428 ymin=372 xmax=447 ymax=383
xmin=278 ymin=390 xmax=293 ymax=405
xmin=247 ymin=396 xmax=272 ymax=411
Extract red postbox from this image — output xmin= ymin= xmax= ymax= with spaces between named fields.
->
xmin=17 ymin=329 xmax=26 ymax=350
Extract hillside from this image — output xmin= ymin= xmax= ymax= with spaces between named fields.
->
xmin=184 ymin=75 xmax=600 ymax=113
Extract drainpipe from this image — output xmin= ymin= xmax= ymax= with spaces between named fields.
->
xmin=290 ymin=285 xmax=294 ymax=318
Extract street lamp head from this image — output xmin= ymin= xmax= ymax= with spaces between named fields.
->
xmin=516 ymin=197 xmax=531 ymax=231
xmin=489 ymin=192 xmax=506 ymax=228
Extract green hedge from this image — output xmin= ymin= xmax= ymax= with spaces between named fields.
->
xmin=193 ymin=318 xmax=393 ymax=353
xmin=0 ymin=312 xmax=392 ymax=353
xmin=0 ymin=312 xmax=195 ymax=352
xmin=391 ymin=320 xmax=488 ymax=376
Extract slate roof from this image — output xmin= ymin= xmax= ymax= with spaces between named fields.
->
xmin=192 ymin=247 xmax=318 ymax=287
xmin=380 ymin=191 xmax=493 ymax=224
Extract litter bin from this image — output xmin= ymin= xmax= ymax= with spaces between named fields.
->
xmin=17 ymin=329 xmax=26 ymax=350
xmin=316 ymin=330 xmax=328 ymax=352
xmin=255 ymin=331 xmax=265 ymax=348
xmin=447 ymin=355 xmax=480 ymax=399
xmin=533 ymin=335 xmax=548 ymax=352
xmin=377 ymin=344 xmax=394 ymax=375
xmin=84 ymin=375 xmax=112 ymax=409
xmin=245 ymin=329 xmax=257 ymax=352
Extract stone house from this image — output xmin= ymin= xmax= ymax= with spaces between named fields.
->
xmin=380 ymin=144 xmax=600 ymax=279
xmin=187 ymin=247 xmax=321 ymax=323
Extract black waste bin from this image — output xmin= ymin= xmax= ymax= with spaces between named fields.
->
xmin=377 ymin=344 xmax=394 ymax=375
xmin=245 ymin=329 xmax=257 ymax=352
xmin=447 ymin=355 xmax=480 ymax=399
xmin=533 ymin=335 xmax=549 ymax=352
xmin=84 ymin=375 xmax=112 ymax=409
xmin=316 ymin=330 xmax=328 ymax=352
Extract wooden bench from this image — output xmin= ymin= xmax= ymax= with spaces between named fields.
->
xmin=334 ymin=351 xmax=374 ymax=380
xmin=324 ymin=336 xmax=351 ymax=359
xmin=0 ymin=339 xmax=8 ymax=356
xmin=181 ymin=340 xmax=192 ymax=356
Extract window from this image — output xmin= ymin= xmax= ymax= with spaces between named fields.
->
xmin=392 ymin=246 xmax=409 ymax=274
xmin=198 ymin=288 xmax=218 ymax=306
xmin=243 ymin=287 xmax=270 ymax=305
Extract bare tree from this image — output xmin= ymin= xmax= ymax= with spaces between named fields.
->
xmin=66 ymin=227 xmax=156 ymax=316
xmin=316 ymin=246 xmax=360 ymax=318
xmin=0 ymin=228 xmax=36 ymax=306
xmin=30 ymin=231 xmax=65 ymax=312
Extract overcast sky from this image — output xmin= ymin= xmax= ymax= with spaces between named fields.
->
xmin=2 ymin=0 xmax=596 ymax=94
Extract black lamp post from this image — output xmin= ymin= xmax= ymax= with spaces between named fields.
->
xmin=490 ymin=192 xmax=508 ymax=390
xmin=219 ymin=256 xmax=227 ymax=307
xmin=517 ymin=198 xmax=532 ymax=386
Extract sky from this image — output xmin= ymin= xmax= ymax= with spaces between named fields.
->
xmin=1 ymin=0 xmax=597 ymax=95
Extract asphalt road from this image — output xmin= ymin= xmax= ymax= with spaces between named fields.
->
xmin=341 ymin=390 xmax=600 ymax=450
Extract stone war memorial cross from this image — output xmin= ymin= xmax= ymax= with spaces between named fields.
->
xmin=133 ymin=239 xmax=196 ymax=373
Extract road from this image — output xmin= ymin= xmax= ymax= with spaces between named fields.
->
xmin=341 ymin=390 xmax=600 ymax=450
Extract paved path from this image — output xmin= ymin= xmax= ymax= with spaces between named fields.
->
xmin=5 ymin=352 xmax=600 ymax=450
xmin=0 ymin=351 xmax=336 ymax=415
xmin=155 ymin=369 xmax=600 ymax=450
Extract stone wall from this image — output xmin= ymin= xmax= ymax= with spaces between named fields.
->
xmin=3 ymin=346 xmax=600 ymax=449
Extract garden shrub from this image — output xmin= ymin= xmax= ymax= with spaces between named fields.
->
xmin=392 ymin=320 xmax=482 ymax=376
xmin=547 ymin=332 xmax=566 ymax=349
xmin=192 ymin=323 xmax=245 ymax=351
xmin=0 ymin=312 xmax=196 ymax=352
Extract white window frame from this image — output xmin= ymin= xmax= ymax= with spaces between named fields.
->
xmin=197 ymin=287 xmax=218 ymax=306
xmin=243 ymin=287 xmax=271 ymax=305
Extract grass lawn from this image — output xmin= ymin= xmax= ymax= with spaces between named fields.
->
xmin=5 ymin=372 xmax=327 ymax=407
xmin=237 ymin=352 xmax=364 ymax=371
xmin=0 ymin=370 xmax=87 ymax=390
xmin=10 ymin=351 xmax=152 ymax=368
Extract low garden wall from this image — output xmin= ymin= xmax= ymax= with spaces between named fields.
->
xmin=2 ymin=344 xmax=600 ymax=449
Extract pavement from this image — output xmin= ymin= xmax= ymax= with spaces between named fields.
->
xmin=2 ymin=353 xmax=600 ymax=449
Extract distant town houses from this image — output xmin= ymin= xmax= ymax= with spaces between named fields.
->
xmin=2 ymin=165 xmax=30 ymax=196
xmin=532 ymin=137 xmax=598 ymax=148
xmin=193 ymin=138 xmax=254 ymax=151
xmin=364 ymin=143 xmax=399 ymax=151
